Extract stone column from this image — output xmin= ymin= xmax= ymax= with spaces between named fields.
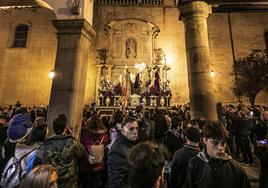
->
xmin=106 ymin=65 xmax=114 ymax=81
xmin=47 ymin=19 xmax=96 ymax=138
xmin=180 ymin=1 xmax=217 ymax=121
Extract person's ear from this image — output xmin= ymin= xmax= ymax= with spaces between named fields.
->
xmin=121 ymin=126 xmax=126 ymax=135
xmin=203 ymin=137 xmax=207 ymax=145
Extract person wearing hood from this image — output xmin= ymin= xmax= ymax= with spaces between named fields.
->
xmin=107 ymin=116 xmax=138 ymax=188
xmin=80 ymin=114 xmax=109 ymax=188
xmin=183 ymin=122 xmax=250 ymax=188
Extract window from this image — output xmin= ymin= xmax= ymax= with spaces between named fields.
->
xmin=13 ymin=24 xmax=29 ymax=47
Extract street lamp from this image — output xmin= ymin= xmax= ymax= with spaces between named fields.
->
xmin=48 ymin=70 xmax=55 ymax=79
xmin=210 ymin=70 xmax=215 ymax=78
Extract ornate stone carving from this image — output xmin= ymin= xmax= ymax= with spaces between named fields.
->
xmin=154 ymin=48 xmax=164 ymax=64
xmin=103 ymin=19 xmax=160 ymax=64
xmin=96 ymin=49 xmax=107 ymax=64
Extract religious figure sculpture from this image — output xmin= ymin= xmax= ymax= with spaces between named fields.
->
xmin=126 ymin=39 xmax=137 ymax=58
xmin=153 ymin=65 xmax=161 ymax=93
xmin=141 ymin=66 xmax=151 ymax=95
xmin=121 ymin=66 xmax=132 ymax=106
xmin=133 ymin=73 xmax=142 ymax=94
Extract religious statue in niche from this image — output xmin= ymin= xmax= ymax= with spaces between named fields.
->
xmin=96 ymin=49 xmax=107 ymax=64
xmin=126 ymin=39 xmax=137 ymax=58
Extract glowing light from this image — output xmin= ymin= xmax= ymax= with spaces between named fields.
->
xmin=48 ymin=70 xmax=55 ymax=79
xmin=135 ymin=62 xmax=146 ymax=73
xmin=210 ymin=70 xmax=215 ymax=78
xmin=165 ymin=54 xmax=174 ymax=65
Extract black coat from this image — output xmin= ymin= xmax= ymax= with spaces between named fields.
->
xmin=183 ymin=150 xmax=250 ymax=188
xmin=256 ymin=146 xmax=268 ymax=188
xmin=107 ymin=134 xmax=136 ymax=188
xmin=169 ymin=145 xmax=199 ymax=188
xmin=163 ymin=128 xmax=184 ymax=158
xmin=152 ymin=114 xmax=168 ymax=142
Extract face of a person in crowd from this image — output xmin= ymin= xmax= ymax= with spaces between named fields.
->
xmin=49 ymin=170 xmax=58 ymax=188
xmin=204 ymin=138 xmax=226 ymax=159
xmin=121 ymin=121 xmax=138 ymax=141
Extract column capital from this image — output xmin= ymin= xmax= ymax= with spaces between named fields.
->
xmin=180 ymin=1 xmax=212 ymax=21
xmin=52 ymin=19 xmax=96 ymax=42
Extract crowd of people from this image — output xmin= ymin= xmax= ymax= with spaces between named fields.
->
xmin=0 ymin=101 xmax=267 ymax=188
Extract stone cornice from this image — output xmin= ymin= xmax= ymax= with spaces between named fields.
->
xmin=178 ymin=0 xmax=268 ymax=12
xmin=52 ymin=19 xmax=96 ymax=42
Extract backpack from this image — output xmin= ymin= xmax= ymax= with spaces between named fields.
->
xmin=89 ymin=136 xmax=105 ymax=164
xmin=0 ymin=149 xmax=36 ymax=188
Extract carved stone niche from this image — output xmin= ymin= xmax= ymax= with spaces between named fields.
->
xmin=104 ymin=19 xmax=160 ymax=66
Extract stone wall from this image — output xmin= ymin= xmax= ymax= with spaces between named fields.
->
xmin=208 ymin=12 xmax=268 ymax=104
xmin=0 ymin=8 xmax=57 ymax=106
xmin=0 ymin=6 xmax=267 ymax=106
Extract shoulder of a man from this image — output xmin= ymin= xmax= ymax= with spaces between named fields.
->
xmin=108 ymin=141 xmax=127 ymax=157
xmin=188 ymin=155 xmax=205 ymax=172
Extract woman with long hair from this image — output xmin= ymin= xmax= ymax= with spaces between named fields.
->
xmin=80 ymin=114 xmax=109 ymax=188
xmin=19 ymin=164 xmax=58 ymax=188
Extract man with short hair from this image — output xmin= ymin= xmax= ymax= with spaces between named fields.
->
xmin=107 ymin=116 xmax=138 ymax=188
xmin=183 ymin=122 xmax=250 ymax=188
xmin=169 ymin=127 xmax=200 ymax=188
xmin=34 ymin=114 xmax=86 ymax=188
xmin=128 ymin=142 xmax=165 ymax=188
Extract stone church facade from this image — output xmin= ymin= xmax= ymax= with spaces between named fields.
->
xmin=1 ymin=1 xmax=268 ymax=106
xmin=0 ymin=0 xmax=267 ymax=134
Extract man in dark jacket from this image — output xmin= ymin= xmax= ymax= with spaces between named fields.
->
xmin=255 ymin=111 xmax=268 ymax=188
xmin=107 ymin=116 xmax=138 ymax=188
xmin=236 ymin=110 xmax=253 ymax=164
xmin=34 ymin=114 xmax=86 ymax=188
xmin=183 ymin=122 xmax=250 ymax=188
xmin=152 ymin=109 xmax=168 ymax=143
xmin=169 ymin=127 xmax=200 ymax=188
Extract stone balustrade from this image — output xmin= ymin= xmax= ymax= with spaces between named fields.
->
xmin=95 ymin=0 xmax=163 ymax=6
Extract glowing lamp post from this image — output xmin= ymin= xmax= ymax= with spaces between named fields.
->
xmin=48 ymin=70 xmax=55 ymax=79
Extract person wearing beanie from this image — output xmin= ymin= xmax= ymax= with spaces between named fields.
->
xmin=8 ymin=113 xmax=33 ymax=143
xmin=4 ymin=112 xmax=33 ymax=166
xmin=169 ymin=127 xmax=200 ymax=188
xmin=2 ymin=112 xmax=35 ymax=184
